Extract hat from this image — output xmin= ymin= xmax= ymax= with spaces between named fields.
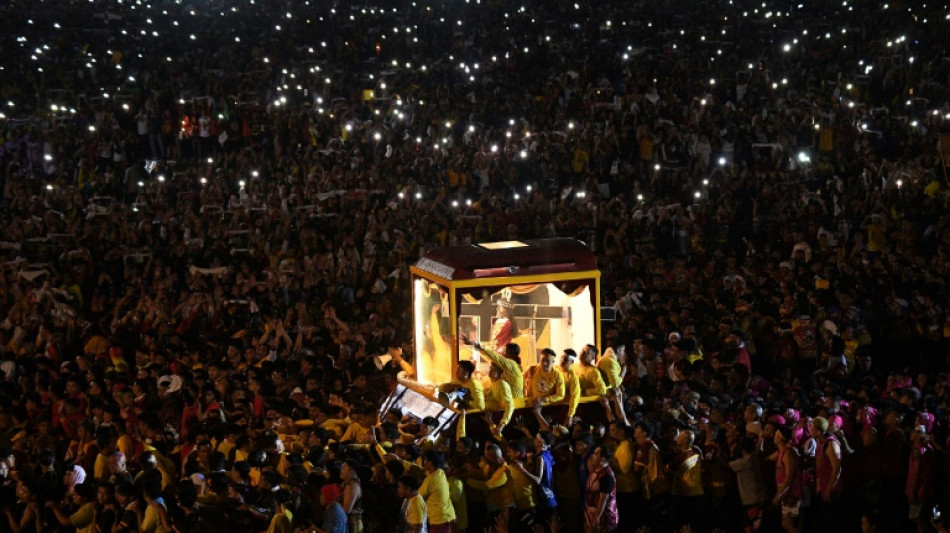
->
xmin=320 ymin=484 xmax=341 ymax=503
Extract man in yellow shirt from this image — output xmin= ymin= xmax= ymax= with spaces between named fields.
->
xmin=419 ymin=450 xmax=456 ymax=533
xmin=558 ymin=349 xmax=582 ymax=427
xmin=440 ymin=360 xmax=485 ymax=411
xmin=462 ymin=334 xmax=523 ymax=398
xmin=266 ymin=489 xmax=294 ymax=533
xmin=46 ymin=482 xmax=98 ymax=533
xmin=607 ymin=420 xmax=638 ymax=530
xmin=597 ymin=347 xmax=624 ymax=390
xmin=575 ymin=344 xmax=607 ymax=397
xmin=528 ymin=348 xmax=565 ymax=407
xmin=484 ymin=363 xmax=514 ymax=437
xmin=466 ymin=444 xmax=515 ymax=520
xmin=598 ymin=346 xmax=627 ymax=421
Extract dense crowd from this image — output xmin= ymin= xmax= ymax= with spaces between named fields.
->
xmin=1 ymin=0 xmax=950 ymax=532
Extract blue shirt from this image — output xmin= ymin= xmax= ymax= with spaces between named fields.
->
xmin=323 ymin=502 xmax=348 ymax=533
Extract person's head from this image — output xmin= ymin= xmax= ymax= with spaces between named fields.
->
xmin=484 ymin=443 xmax=504 ymax=466
xmin=676 ymin=429 xmax=696 ymax=451
xmin=534 ymin=431 xmax=554 ymax=454
xmin=581 ymin=344 xmax=598 ymax=364
xmin=176 ymin=479 xmax=198 ymax=508
xmin=340 ymin=459 xmax=359 ymax=482
xmin=274 ymin=488 xmax=292 ymax=510
xmin=456 ymin=360 xmax=475 ymax=382
xmin=15 ymin=479 xmax=36 ymax=502
xmin=560 ymin=349 xmax=577 ymax=371
xmin=422 ymin=449 xmax=445 ymax=472
xmin=97 ymin=482 xmax=115 ymax=505
xmin=810 ymin=417 xmax=830 ymax=438
xmin=396 ymin=475 xmax=421 ymax=499
xmin=588 ymin=444 xmax=612 ymax=470
xmin=72 ymin=482 xmax=96 ymax=505
xmin=539 ymin=348 xmax=556 ymax=372
xmin=489 ymin=363 xmax=503 ymax=380
xmin=109 ymin=451 xmax=127 ymax=474
xmin=633 ymin=421 xmax=654 ymax=444
xmin=504 ymin=343 xmax=521 ymax=365
xmin=774 ymin=425 xmax=793 ymax=448
xmin=608 ymin=421 xmax=631 ymax=443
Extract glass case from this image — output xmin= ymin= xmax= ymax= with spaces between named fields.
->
xmin=409 ymin=239 xmax=601 ymax=387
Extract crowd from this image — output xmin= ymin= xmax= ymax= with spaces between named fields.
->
xmin=1 ymin=0 xmax=950 ymax=531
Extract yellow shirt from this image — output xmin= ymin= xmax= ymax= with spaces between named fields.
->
xmin=597 ymin=352 xmax=622 ymax=389
xmin=485 ymin=379 xmax=514 ymax=427
xmin=448 ymin=475 xmax=468 ymax=531
xmin=451 ymin=377 xmax=485 ymax=411
xmin=340 ymin=421 xmax=368 ymax=443
xmin=530 ymin=367 xmax=565 ymax=404
xmin=575 ymin=364 xmax=607 ymax=397
xmin=508 ymin=464 xmax=537 ymax=511
xmin=559 ymin=367 xmax=581 ymax=419
xmin=141 ymin=501 xmax=167 ymax=533
xmin=71 ymin=502 xmax=97 ymax=533
xmin=94 ymin=453 xmax=109 ymax=481
xmin=612 ymin=440 xmax=638 ymax=493
xmin=672 ymin=452 xmax=704 ymax=497
xmin=478 ymin=346 xmax=524 ymax=398
xmin=405 ymin=493 xmax=427 ymax=527
xmin=266 ymin=508 xmax=294 ymax=533
xmin=419 ymin=468 xmax=456 ymax=525
xmin=467 ymin=463 xmax=514 ymax=512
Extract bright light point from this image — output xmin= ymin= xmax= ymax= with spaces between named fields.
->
xmin=911 ymin=120 xmax=918 ymax=127
xmin=896 ymin=179 xmax=903 ymax=188
xmin=514 ymin=193 xmax=520 ymax=200
xmin=398 ymin=192 xmax=405 ymax=199
xmin=718 ymin=157 xmax=727 ymax=166
xmin=239 ymin=180 xmax=246 ymax=188
xmin=345 ymin=124 xmax=353 ymax=132
xmin=46 ymin=184 xmax=54 ymax=191
xmin=207 ymin=158 xmax=213 ymax=164
xmin=137 ymin=181 xmax=144 ymax=187
xmin=798 ymin=152 xmax=810 ymax=163
xmin=568 ymin=122 xmax=575 ymax=129
xmin=251 ymin=171 xmax=259 ymax=177
xmin=637 ymin=194 xmax=644 ymax=201
xmin=415 ymin=192 xmax=422 ymax=200
xmin=694 ymin=191 xmax=702 ymax=199
xmin=44 ymin=154 xmax=53 ymax=161
xmin=520 ymin=150 xmax=528 ymax=159
xmin=469 ymin=125 xmax=475 ymax=132
xmin=703 ymin=179 xmax=709 ymax=185
xmin=526 ymin=185 xmax=533 ymax=192
xmin=490 ymin=145 xmax=498 ymax=153
xmin=783 ymin=44 xmax=791 ymax=52
xmin=466 ymin=199 xmax=472 ymax=206
xmin=452 ymin=200 xmax=459 ymax=207
xmin=157 ymin=175 xmax=165 ymax=182
xmin=444 ymin=121 xmax=451 ymax=128
xmin=700 ymin=99 xmax=707 ymax=106
xmin=200 ymin=177 xmax=207 ymax=184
